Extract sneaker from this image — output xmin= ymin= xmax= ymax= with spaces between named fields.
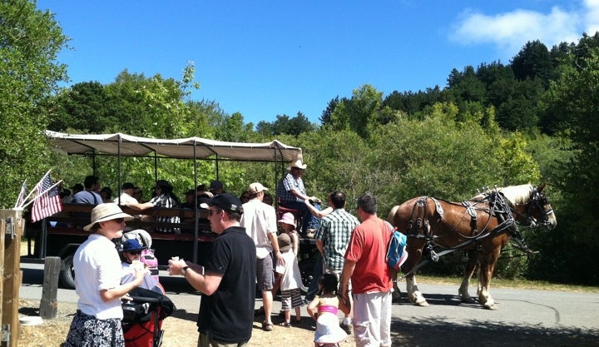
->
xmin=340 ymin=322 xmax=352 ymax=335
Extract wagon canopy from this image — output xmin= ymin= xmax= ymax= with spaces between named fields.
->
xmin=45 ymin=130 xmax=302 ymax=162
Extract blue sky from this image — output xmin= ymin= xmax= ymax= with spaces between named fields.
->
xmin=37 ymin=0 xmax=598 ymax=126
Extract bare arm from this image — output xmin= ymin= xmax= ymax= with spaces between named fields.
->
xmin=169 ymin=259 xmax=222 ymax=295
xmin=306 ymin=297 xmax=320 ymax=321
xmin=291 ymin=232 xmax=299 ymax=256
xmin=338 ymin=294 xmax=351 ymax=316
xmin=99 ymin=268 xmax=145 ymax=302
xmin=339 ymin=259 xmax=356 ymax=310
xmin=123 ymin=201 xmax=154 ymax=211
xmin=304 ymin=201 xmax=333 ymax=219
xmin=267 ymin=232 xmax=284 ymax=265
xmin=315 ymin=239 xmax=325 ymax=257
xmin=289 ymin=188 xmax=310 ymax=201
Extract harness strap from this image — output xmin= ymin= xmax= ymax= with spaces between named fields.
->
xmin=461 ymin=200 xmax=479 ymax=235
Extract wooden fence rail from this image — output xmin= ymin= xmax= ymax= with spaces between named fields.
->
xmin=0 ymin=209 xmax=24 ymax=347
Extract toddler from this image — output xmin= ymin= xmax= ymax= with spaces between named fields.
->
xmin=275 ymin=233 xmax=304 ymax=327
xmin=307 ymin=274 xmax=350 ymax=347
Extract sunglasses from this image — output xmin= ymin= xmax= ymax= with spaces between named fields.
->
xmin=113 ymin=218 xmax=125 ymax=224
xmin=127 ymin=250 xmax=142 ymax=255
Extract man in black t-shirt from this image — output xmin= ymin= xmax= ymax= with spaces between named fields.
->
xmin=169 ymin=193 xmax=256 ymax=346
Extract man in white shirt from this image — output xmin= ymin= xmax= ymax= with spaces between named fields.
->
xmin=113 ymin=182 xmax=138 ymax=205
xmin=240 ymin=182 xmax=282 ymax=331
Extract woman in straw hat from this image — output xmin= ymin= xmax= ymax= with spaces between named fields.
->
xmin=64 ymin=203 xmax=147 ymax=347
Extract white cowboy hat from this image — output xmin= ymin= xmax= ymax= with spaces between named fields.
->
xmin=287 ymin=159 xmax=307 ymax=170
xmin=83 ymin=203 xmax=133 ymax=231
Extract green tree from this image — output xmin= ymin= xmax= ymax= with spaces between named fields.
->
xmin=0 ymin=0 xmax=68 ymax=208
xmin=257 ymin=112 xmax=316 ymax=137
xmin=511 ymin=40 xmax=554 ymax=87
xmin=329 ymin=84 xmax=394 ymax=139
xmin=49 ymin=81 xmax=111 ymax=132
xmin=536 ymin=47 xmax=599 ymax=285
xmin=319 ymin=96 xmax=339 ymax=125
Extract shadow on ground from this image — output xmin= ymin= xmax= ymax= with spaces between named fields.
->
xmin=390 ymin=316 xmax=598 ymax=347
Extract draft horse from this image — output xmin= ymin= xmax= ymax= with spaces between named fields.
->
xmin=389 ymin=183 xmax=557 ymax=309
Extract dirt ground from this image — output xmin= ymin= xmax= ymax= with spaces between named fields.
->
xmin=18 ymin=299 xmax=356 ymax=347
xmin=18 ymin=297 xmax=599 ymax=347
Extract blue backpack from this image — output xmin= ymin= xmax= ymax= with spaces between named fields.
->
xmin=385 ymin=222 xmax=408 ymax=272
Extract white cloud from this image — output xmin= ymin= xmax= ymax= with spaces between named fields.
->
xmin=450 ymin=3 xmax=591 ymax=58
xmin=584 ymin=0 xmax=599 ymax=34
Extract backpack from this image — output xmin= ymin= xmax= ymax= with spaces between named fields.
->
xmin=385 ymin=222 xmax=408 ymax=272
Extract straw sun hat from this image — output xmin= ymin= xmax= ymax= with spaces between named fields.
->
xmin=83 ymin=203 xmax=133 ymax=231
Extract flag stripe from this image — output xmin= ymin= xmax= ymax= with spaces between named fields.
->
xmin=31 ymin=174 xmax=62 ymax=223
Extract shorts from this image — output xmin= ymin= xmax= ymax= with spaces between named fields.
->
xmin=256 ymin=253 xmax=274 ymax=291
xmin=281 ymin=288 xmax=303 ymax=311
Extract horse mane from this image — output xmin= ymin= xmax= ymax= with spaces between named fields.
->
xmin=473 ymin=184 xmax=534 ymax=206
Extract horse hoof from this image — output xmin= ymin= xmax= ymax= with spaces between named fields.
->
xmin=483 ymin=302 xmax=498 ymax=310
xmin=415 ymin=300 xmax=429 ymax=307
xmin=460 ymin=297 xmax=476 ymax=304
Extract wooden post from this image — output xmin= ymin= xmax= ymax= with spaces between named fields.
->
xmin=0 ymin=220 xmax=4 ymax=329
xmin=0 ymin=209 xmax=23 ymax=347
xmin=39 ymin=257 xmax=61 ymax=319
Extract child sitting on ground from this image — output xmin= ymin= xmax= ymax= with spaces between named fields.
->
xmin=275 ymin=233 xmax=304 ymax=327
xmin=307 ymin=273 xmax=350 ymax=347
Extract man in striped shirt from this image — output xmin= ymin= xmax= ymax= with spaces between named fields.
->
xmin=314 ymin=191 xmax=359 ymax=334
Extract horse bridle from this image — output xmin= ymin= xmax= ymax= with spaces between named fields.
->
xmin=518 ymin=188 xmax=553 ymax=228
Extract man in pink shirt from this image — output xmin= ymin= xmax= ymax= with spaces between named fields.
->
xmin=340 ymin=193 xmax=393 ymax=347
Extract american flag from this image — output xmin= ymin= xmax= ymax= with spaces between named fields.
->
xmin=31 ymin=174 xmax=62 ymax=223
xmin=14 ymin=181 xmax=27 ymax=208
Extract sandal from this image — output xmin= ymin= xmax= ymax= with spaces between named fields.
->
xmin=295 ymin=318 xmax=302 ymax=324
xmin=262 ymin=321 xmax=273 ymax=331
xmin=278 ymin=321 xmax=292 ymax=328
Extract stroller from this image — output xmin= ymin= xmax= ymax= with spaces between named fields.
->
xmin=122 ymin=286 xmax=176 ymax=347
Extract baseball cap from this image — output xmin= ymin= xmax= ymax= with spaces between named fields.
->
xmin=199 ymin=193 xmax=243 ymax=213
xmin=209 ymin=180 xmax=223 ymax=191
xmin=248 ymin=182 xmax=268 ymax=194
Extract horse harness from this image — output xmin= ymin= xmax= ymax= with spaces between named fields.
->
xmin=400 ymin=191 xmax=531 ymax=279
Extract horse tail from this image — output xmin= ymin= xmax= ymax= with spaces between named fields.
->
xmin=388 ymin=205 xmax=400 ymax=225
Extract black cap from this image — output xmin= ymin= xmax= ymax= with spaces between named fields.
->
xmin=121 ymin=182 xmax=135 ymax=190
xmin=199 ymin=193 xmax=243 ymax=213
xmin=209 ymin=180 xmax=223 ymax=191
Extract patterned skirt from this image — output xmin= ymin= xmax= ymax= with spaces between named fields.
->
xmin=64 ymin=310 xmax=124 ymax=347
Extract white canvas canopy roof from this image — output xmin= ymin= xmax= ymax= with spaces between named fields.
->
xmin=45 ymin=130 xmax=302 ymax=162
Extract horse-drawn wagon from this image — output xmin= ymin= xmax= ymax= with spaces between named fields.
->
xmin=23 ymin=130 xmax=318 ymax=289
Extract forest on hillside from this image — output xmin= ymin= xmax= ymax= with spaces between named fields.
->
xmin=2 ymin=1 xmax=598 ymax=285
